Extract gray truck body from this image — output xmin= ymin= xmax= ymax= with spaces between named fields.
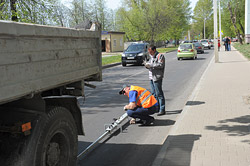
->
xmin=0 ymin=20 xmax=102 ymax=104
xmin=0 ymin=21 xmax=102 ymax=166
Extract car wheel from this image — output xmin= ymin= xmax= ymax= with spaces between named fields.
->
xmin=177 ymin=57 xmax=180 ymax=60
xmin=122 ymin=62 xmax=126 ymax=67
xmin=209 ymin=47 xmax=211 ymax=49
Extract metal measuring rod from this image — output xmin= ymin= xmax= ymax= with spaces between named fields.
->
xmin=77 ymin=113 xmax=129 ymax=160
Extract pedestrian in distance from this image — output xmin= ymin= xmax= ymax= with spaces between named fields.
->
xmin=228 ymin=37 xmax=231 ymax=51
xmin=144 ymin=44 xmax=166 ymax=116
xmin=218 ymin=39 xmax=221 ymax=51
xmin=119 ymin=84 xmax=159 ymax=126
xmin=225 ymin=36 xmax=229 ymax=51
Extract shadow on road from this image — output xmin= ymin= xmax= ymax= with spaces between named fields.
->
xmin=153 ymin=119 xmax=175 ymax=126
xmin=166 ymin=110 xmax=182 ymax=115
xmin=155 ymin=134 xmax=201 ymax=166
xmin=78 ymin=141 xmax=161 ymax=166
xmin=185 ymin=101 xmax=205 ymax=106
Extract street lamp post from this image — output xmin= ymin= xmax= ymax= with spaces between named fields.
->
xmin=246 ymin=0 xmax=250 ymax=43
xmin=219 ymin=0 xmax=222 ymax=49
xmin=214 ymin=0 xmax=219 ymax=63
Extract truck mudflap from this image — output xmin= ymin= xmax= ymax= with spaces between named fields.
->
xmin=44 ymin=96 xmax=84 ymax=135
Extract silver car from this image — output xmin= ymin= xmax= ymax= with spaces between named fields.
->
xmin=200 ymin=39 xmax=211 ymax=49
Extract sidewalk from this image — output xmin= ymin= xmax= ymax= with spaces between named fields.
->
xmin=153 ymin=46 xmax=250 ymax=166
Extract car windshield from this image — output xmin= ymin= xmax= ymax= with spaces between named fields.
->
xmin=180 ymin=44 xmax=192 ymax=49
xmin=194 ymin=43 xmax=201 ymax=46
xmin=201 ymin=40 xmax=207 ymax=43
xmin=126 ymin=45 xmax=144 ymax=52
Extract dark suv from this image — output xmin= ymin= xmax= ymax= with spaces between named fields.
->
xmin=121 ymin=43 xmax=149 ymax=66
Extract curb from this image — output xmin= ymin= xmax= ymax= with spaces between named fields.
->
xmin=102 ymin=62 xmax=121 ymax=69
xmin=152 ymin=55 xmax=215 ymax=166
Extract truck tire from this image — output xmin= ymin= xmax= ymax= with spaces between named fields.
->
xmin=35 ymin=106 xmax=78 ymax=166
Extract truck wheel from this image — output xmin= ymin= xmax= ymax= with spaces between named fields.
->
xmin=35 ymin=106 xmax=77 ymax=166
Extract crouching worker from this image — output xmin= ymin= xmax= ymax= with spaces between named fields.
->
xmin=119 ymin=84 xmax=159 ymax=126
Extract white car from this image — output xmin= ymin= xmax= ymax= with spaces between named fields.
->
xmin=200 ymin=39 xmax=211 ymax=49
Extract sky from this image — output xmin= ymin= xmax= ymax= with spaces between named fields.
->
xmin=62 ymin=0 xmax=199 ymax=11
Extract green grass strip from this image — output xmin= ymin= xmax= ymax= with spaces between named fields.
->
xmin=157 ymin=47 xmax=178 ymax=53
xmin=102 ymin=55 xmax=121 ymax=66
xmin=233 ymin=43 xmax=250 ymax=60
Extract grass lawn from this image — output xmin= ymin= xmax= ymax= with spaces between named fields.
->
xmin=233 ymin=43 xmax=250 ymax=60
xmin=102 ymin=55 xmax=121 ymax=66
xmin=157 ymin=47 xmax=178 ymax=53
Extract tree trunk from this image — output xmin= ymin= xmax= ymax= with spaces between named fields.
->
xmin=228 ymin=2 xmax=242 ymax=44
xmin=175 ymin=36 xmax=177 ymax=47
xmin=237 ymin=12 xmax=245 ymax=39
xmin=10 ymin=0 xmax=18 ymax=21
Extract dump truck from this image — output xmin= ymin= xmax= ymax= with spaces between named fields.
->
xmin=0 ymin=21 xmax=102 ymax=166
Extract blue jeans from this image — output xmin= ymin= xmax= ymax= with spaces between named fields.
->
xmin=127 ymin=105 xmax=158 ymax=121
xmin=150 ymin=79 xmax=165 ymax=112
xmin=225 ymin=43 xmax=228 ymax=51
xmin=228 ymin=44 xmax=231 ymax=51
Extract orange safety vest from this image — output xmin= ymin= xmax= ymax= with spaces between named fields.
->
xmin=130 ymin=85 xmax=157 ymax=108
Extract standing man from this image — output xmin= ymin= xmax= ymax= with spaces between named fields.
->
xmin=228 ymin=37 xmax=231 ymax=51
xmin=145 ymin=45 xmax=166 ymax=116
xmin=119 ymin=84 xmax=158 ymax=126
xmin=224 ymin=36 xmax=229 ymax=51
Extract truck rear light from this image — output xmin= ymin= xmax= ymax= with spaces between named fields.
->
xmin=198 ymin=47 xmax=202 ymax=49
xmin=190 ymin=49 xmax=194 ymax=52
xmin=178 ymin=50 xmax=181 ymax=52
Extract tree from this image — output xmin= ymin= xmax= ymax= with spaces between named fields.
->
xmin=68 ymin=0 xmax=90 ymax=27
xmin=0 ymin=0 xmax=56 ymax=24
xmin=116 ymin=0 xmax=191 ymax=43
xmin=193 ymin=0 xmax=213 ymax=39
xmin=161 ymin=0 xmax=191 ymax=45
xmin=219 ymin=0 xmax=244 ymax=44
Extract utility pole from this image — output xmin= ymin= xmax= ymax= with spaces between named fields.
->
xmin=219 ymin=0 xmax=222 ymax=48
xmin=214 ymin=0 xmax=219 ymax=63
xmin=246 ymin=0 xmax=250 ymax=43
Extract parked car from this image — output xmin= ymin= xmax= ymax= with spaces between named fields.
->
xmin=232 ymin=38 xmax=238 ymax=42
xmin=194 ymin=42 xmax=204 ymax=54
xmin=209 ymin=39 xmax=214 ymax=47
xmin=177 ymin=43 xmax=197 ymax=60
xmin=200 ymin=39 xmax=211 ymax=49
xmin=121 ymin=43 xmax=149 ymax=66
xmin=183 ymin=40 xmax=193 ymax=43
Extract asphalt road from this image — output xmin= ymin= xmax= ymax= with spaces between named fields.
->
xmin=77 ymin=48 xmax=214 ymax=166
